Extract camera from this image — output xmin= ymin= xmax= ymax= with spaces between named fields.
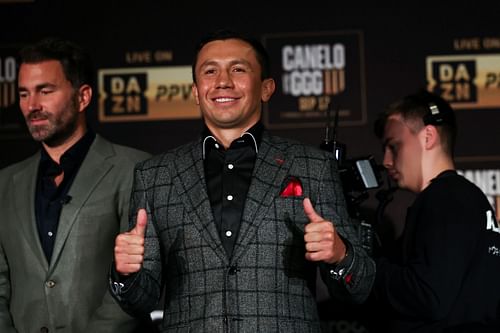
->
xmin=320 ymin=138 xmax=382 ymax=194
xmin=339 ymin=156 xmax=381 ymax=192
xmin=319 ymin=125 xmax=383 ymax=256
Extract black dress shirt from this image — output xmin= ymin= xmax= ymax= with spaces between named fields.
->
xmin=35 ymin=130 xmax=96 ymax=261
xmin=203 ymin=122 xmax=263 ymax=258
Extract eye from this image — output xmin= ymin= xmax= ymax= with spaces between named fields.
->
xmin=41 ymin=89 xmax=54 ymax=95
xmin=202 ymin=67 xmax=217 ymax=75
xmin=383 ymin=142 xmax=398 ymax=156
xmin=232 ymin=65 xmax=247 ymax=73
xmin=18 ymin=91 xmax=28 ymax=99
xmin=388 ymin=143 xmax=399 ymax=156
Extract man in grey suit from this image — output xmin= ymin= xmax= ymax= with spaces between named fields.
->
xmin=0 ymin=38 xmax=151 ymax=332
xmin=110 ymin=29 xmax=375 ymax=332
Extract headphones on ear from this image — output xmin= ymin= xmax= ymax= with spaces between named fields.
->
xmin=422 ymin=98 xmax=454 ymax=126
xmin=423 ymin=102 xmax=445 ymax=125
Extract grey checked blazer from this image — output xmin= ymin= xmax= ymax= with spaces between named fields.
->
xmin=113 ymin=132 xmax=375 ymax=333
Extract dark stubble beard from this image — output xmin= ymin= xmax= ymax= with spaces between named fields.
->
xmin=27 ymin=93 xmax=80 ymax=147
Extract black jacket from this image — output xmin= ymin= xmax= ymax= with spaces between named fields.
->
xmin=374 ymin=170 xmax=500 ymax=332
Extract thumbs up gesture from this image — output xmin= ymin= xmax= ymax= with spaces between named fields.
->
xmin=114 ymin=209 xmax=147 ymax=275
xmin=303 ymin=198 xmax=346 ymax=264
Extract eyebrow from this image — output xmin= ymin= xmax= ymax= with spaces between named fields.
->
xmin=18 ymin=82 xmax=57 ymax=91
xmin=199 ymin=58 xmax=252 ymax=69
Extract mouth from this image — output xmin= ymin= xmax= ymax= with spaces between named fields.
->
xmin=213 ymin=97 xmax=238 ymax=104
xmin=387 ymin=170 xmax=399 ymax=180
xmin=30 ymin=121 xmax=49 ymax=128
xmin=27 ymin=112 xmax=49 ymax=126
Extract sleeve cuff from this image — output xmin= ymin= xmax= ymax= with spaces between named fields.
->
xmin=321 ymin=239 xmax=355 ymax=281
xmin=109 ymin=263 xmax=139 ymax=297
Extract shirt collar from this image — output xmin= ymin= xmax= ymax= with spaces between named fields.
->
xmin=431 ymin=169 xmax=456 ymax=183
xmin=201 ymin=122 xmax=264 ymax=160
xmin=39 ymin=129 xmax=96 ymax=175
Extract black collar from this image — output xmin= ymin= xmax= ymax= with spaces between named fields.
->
xmin=431 ymin=169 xmax=457 ymax=183
xmin=39 ymin=129 xmax=96 ymax=176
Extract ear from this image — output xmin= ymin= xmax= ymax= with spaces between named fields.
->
xmin=191 ymin=83 xmax=200 ymax=105
xmin=78 ymin=84 xmax=92 ymax=112
xmin=423 ymin=124 xmax=439 ymax=150
xmin=261 ymin=78 xmax=276 ymax=102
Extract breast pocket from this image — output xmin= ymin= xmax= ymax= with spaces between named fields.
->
xmin=265 ymin=197 xmax=309 ymax=278
xmin=61 ymin=195 xmax=119 ymax=253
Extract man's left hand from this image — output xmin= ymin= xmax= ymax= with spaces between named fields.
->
xmin=303 ymin=197 xmax=346 ymax=264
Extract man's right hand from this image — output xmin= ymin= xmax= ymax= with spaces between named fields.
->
xmin=114 ymin=208 xmax=147 ymax=275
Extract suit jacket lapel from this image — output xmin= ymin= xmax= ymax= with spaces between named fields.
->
xmin=172 ymin=141 xmax=228 ymax=263
xmin=232 ymin=133 xmax=292 ymax=262
xmin=49 ymin=135 xmax=113 ymax=269
xmin=13 ymin=153 xmax=49 ymax=269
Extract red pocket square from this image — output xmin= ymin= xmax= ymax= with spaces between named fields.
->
xmin=280 ymin=177 xmax=303 ymax=197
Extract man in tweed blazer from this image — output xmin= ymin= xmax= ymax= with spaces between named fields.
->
xmin=111 ymin=29 xmax=375 ymax=332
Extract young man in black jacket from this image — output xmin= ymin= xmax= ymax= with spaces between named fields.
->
xmin=372 ymin=90 xmax=500 ymax=332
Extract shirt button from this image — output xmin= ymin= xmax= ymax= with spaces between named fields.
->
xmin=214 ymin=143 xmax=220 ymax=149
xmin=45 ymin=280 xmax=56 ymax=288
xmin=227 ymin=195 xmax=233 ymax=201
xmin=227 ymin=164 xmax=234 ymax=170
xmin=48 ymin=232 xmax=53 ymax=237
xmin=225 ymin=230 xmax=232 ymax=237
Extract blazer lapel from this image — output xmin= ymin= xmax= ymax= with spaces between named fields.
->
xmin=232 ymin=134 xmax=292 ymax=262
xmin=171 ymin=141 xmax=228 ymax=263
xmin=49 ymin=136 xmax=113 ymax=269
xmin=13 ymin=153 xmax=49 ymax=269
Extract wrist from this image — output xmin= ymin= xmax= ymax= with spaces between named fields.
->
xmin=337 ymin=242 xmax=347 ymax=263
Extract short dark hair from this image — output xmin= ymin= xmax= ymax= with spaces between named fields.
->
xmin=374 ymin=90 xmax=457 ymax=156
xmin=191 ymin=29 xmax=271 ymax=83
xmin=19 ymin=37 xmax=93 ymax=89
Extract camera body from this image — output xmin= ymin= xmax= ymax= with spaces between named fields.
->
xmin=320 ymin=139 xmax=383 ymax=255
xmin=321 ymin=139 xmax=382 ymax=193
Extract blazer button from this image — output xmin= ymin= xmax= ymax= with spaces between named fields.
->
xmin=45 ymin=280 xmax=56 ymax=288
xmin=228 ymin=266 xmax=239 ymax=275
xmin=40 ymin=327 xmax=49 ymax=333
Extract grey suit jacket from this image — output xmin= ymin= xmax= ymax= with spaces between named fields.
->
xmin=113 ymin=132 xmax=375 ymax=333
xmin=0 ymin=135 xmax=150 ymax=333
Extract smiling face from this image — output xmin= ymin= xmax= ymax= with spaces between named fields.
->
xmin=382 ymin=113 xmax=425 ymax=193
xmin=191 ymin=38 xmax=275 ymax=136
xmin=18 ymin=60 xmax=89 ymax=147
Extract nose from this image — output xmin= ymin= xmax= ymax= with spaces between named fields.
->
xmin=216 ymin=69 xmax=234 ymax=89
xmin=382 ymin=148 xmax=393 ymax=169
xmin=26 ymin=94 xmax=41 ymax=112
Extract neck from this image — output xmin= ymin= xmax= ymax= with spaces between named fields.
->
xmin=420 ymin=153 xmax=455 ymax=191
xmin=42 ymin=126 xmax=87 ymax=164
